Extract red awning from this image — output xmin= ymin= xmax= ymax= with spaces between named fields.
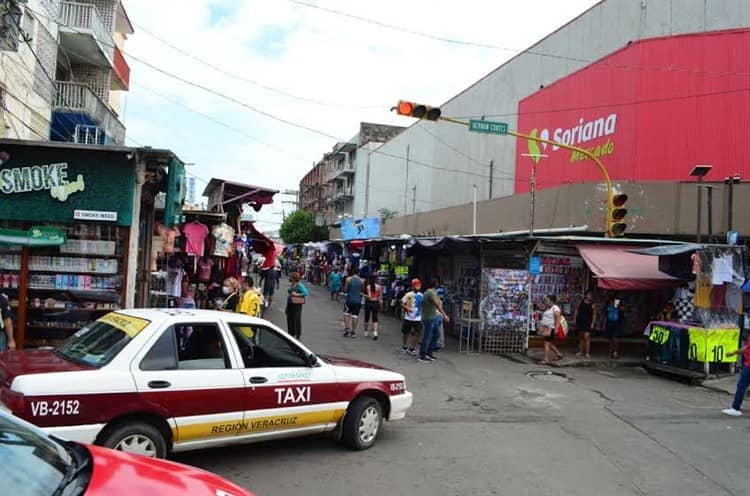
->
xmin=577 ymin=245 xmax=682 ymax=290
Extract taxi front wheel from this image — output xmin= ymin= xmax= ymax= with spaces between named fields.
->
xmin=342 ymin=396 xmax=382 ymax=450
xmin=100 ymin=421 xmax=167 ymax=459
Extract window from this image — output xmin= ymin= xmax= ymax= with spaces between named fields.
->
xmin=140 ymin=324 xmax=229 ymax=370
xmin=229 ymin=324 xmax=307 ymax=368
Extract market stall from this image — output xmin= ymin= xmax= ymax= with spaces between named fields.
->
xmin=637 ymin=245 xmax=745 ymax=379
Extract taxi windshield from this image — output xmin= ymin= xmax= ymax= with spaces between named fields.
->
xmin=56 ymin=313 xmax=150 ymax=367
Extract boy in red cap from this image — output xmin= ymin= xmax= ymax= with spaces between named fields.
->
xmin=400 ymin=279 xmax=423 ymax=356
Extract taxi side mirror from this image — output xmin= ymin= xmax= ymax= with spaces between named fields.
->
xmin=305 ymin=353 xmax=318 ymax=367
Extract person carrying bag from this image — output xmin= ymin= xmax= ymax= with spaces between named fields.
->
xmin=286 ymin=273 xmax=309 ymax=339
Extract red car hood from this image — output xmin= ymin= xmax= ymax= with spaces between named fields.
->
xmin=0 ymin=350 xmax=92 ymax=386
xmin=86 ymin=445 xmax=252 ymax=496
xmin=319 ymin=354 xmax=393 ymax=372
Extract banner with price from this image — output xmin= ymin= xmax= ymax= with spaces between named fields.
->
xmin=648 ymin=325 xmax=670 ymax=345
xmin=688 ymin=327 xmax=740 ymax=363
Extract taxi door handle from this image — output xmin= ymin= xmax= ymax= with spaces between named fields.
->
xmin=249 ymin=376 xmax=268 ymax=384
xmin=148 ymin=380 xmax=171 ymax=389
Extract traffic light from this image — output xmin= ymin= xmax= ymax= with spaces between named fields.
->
xmin=394 ymin=100 xmax=441 ymax=121
xmin=607 ymin=193 xmax=628 ymax=237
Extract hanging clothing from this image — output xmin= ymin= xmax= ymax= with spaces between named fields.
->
xmin=183 ymin=221 xmax=209 ymax=257
xmin=212 ymin=223 xmax=235 ymax=258
xmin=694 ymin=275 xmax=712 ymax=308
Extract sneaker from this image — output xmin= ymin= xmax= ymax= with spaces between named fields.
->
xmin=373 ymin=334 xmax=378 ymax=341
xmin=350 ymin=333 xmax=356 ymax=339
xmin=343 ymin=330 xmax=351 ymax=337
xmin=407 ymin=348 xmax=417 ymax=356
xmin=417 ymin=357 xmax=432 ymax=363
xmin=722 ymin=408 xmax=742 ymax=417
xmin=427 ymin=354 xmax=437 ymax=361
xmin=400 ymin=347 xmax=408 ymax=354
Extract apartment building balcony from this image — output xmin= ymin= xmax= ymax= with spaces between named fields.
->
xmin=330 ymin=186 xmax=354 ymax=203
xmin=51 ymin=81 xmax=126 ymax=145
xmin=327 ymin=162 xmax=355 ymax=182
xmin=58 ymin=1 xmax=130 ymax=89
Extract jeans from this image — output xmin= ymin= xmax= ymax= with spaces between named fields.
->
xmin=732 ymin=366 xmax=750 ymax=411
xmin=420 ymin=318 xmax=440 ymax=359
xmin=0 ymin=332 xmax=6 ymax=351
xmin=431 ymin=314 xmax=443 ymax=350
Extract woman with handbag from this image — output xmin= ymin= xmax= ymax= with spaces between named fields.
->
xmin=539 ymin=295 xmax=564 ymax=365
xmin=286 ymin=272 xmax=309 ymax=339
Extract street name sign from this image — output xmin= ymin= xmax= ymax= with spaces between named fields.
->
xmin=468 ymin=119 xmax=508 ymax=135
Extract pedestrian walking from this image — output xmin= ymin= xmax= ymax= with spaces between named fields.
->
xmin=364 ymin=276 xmax=382 ymax=340
xmin=721 ymin=335 xmax=750 ymax=417
xmin=238 ymin=276 xmax=263 ymax=317
xmin=400 ymin=279 xmax=423 ymax=356
xmin=285 ymin=273 xmax=308 ymax=339
xmin=539 ymin=295 xmax=564 ymax=365
xmin=343 ymin=270 xmax=364 ymax=338
xmin=605 ymin=296 xmax=624 ymax=359
xmin=328 ymin=268 xmax=343 ymax=301
xmin=575 ymin=290 xmax=596 ymax=359
xmin=419 ymin=279 xmax=450 ymax=363
xmin=0 ymin=292 xmax=15 ymax=351
xmin=260 ymin=268 xmax=276 ymax=315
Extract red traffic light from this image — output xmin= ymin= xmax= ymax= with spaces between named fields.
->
xmin=394 ymin=100 xmax=441 ymax=121
xmin=396 ymin=101 xmax=414 ymax=116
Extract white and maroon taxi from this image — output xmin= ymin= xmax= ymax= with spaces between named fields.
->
xmin=0 ymin=309 xmax=413 ymax=458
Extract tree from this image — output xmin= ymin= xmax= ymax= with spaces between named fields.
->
xmin=279 ymin=210 xmax=329 ymax=244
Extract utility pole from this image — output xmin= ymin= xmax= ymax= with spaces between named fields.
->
xmin=403 ymin=145 xmax=410 ymax=216
xmin=411 ymin=184 xmax=416 ymax=215
xmin=364 ymin=151 xmax=371 ymax=217
xmin=473 ymin=184 xmax=477 ymax=234
xmin=529 ymin=162 xmax=537 ymax=236
xmin=488 ymin=159 xmax=494 ymax=200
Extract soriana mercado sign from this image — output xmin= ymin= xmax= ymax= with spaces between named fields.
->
xmin=515 ymin=28 xmax=750 ymax=193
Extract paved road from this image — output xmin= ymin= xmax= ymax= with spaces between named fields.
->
xmin=175 ymin=281 xmax=750 ymax=496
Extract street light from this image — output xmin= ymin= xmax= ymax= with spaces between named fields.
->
xmin=690 ymin=165 xmax=712 ymax=243
xmin=724 ymin=174 xmax=742 ymax=231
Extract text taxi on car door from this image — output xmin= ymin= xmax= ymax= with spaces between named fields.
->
xmin=0 ymin=309 xmax=413 ymax=458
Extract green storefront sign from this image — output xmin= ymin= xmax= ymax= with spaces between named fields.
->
xmin=0 ymin=144 xmax=135 ymax=226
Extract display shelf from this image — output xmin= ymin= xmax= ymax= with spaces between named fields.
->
xmin=29 ymin=269 xmax=118 ymax=276
xmin=28 ymin=287 xmax=118 ymax=293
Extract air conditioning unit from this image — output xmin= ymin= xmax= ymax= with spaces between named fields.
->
xmin=74 ymin=124 xmax=105 ymax=145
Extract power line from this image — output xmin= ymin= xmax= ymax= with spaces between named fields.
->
xmin=1 ymin=103 xmax=48 ymax=140
xmin=289 ymin=0 xmax=750 ymax=81
xmin=132 ymin=81 xmax=308 ymax=161
xmin=133 ymin=21 xmax=386 ymax=110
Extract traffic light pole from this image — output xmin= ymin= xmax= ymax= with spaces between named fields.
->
xmin=439 ymin=116 xmax=614 ymax=234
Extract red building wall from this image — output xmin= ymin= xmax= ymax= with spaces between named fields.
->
xmin=515 ymin=28 xmax=750 ymax=193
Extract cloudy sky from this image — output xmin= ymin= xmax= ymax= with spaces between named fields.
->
xmin=121 ymin=0 xmax=600 ymax=231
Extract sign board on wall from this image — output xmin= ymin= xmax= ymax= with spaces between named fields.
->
xmin=341 ymin=217 xmax=381 ymax=240
xmin=0 ymin=144 xmax=135 ymax=226
xmin=515 ymin=29 xmax=750 ymax=194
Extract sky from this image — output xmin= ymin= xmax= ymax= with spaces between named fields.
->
xmin=121 ymin=0 xmax=601 ymax=232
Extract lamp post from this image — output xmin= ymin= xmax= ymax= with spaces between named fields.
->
xmin=724 ymin=174 xmax=742 ymax=231
xmin=690 ymin=165 xmax=712 ymax=243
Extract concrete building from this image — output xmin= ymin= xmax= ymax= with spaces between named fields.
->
xmin=299 ymin=122 xmax=404 ymax=227
xmin=0 ymin=0 xmax=132 ymax=145
xmin=363 ymin=0 xmax=750 ymax=237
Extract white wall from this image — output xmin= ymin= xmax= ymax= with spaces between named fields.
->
xmin=365 ymin=0 xmax=750 ymax=217
xmin=0 ymin=1 xmax=59 ymax=141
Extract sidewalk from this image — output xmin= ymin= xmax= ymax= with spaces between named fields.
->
xmin=524 ymin=348 xmax=643 ymax=368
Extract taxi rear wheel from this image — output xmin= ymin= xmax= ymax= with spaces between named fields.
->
xmin=342 ymin=396 xmax=382 ymax=450
xmin=100 ymin=422 xmax=167 ymax=459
